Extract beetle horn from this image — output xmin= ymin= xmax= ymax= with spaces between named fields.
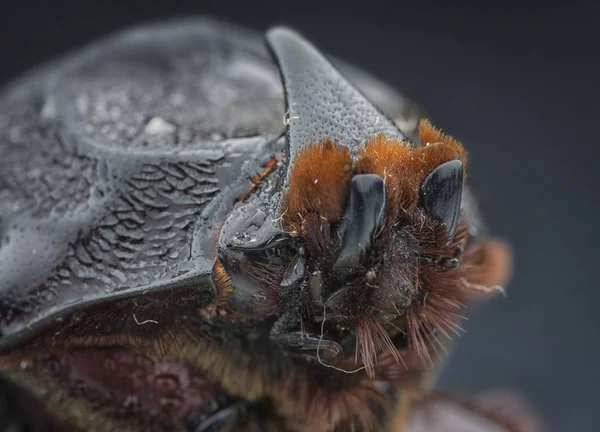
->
xmin=419 ymin=159 xmax=464 ymax=242
xmin=332 ymin=174 xmax=386 ymax=272
xmin=265 ymin=27 xmax=406 ymax=179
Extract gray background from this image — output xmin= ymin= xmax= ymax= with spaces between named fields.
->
xmin=0 ymin=2 xmax=598 ymax=431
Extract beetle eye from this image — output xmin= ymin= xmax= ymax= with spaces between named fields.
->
xmin=419 ymin=159 xmax=464 ymax=242
xmin=215 ymin=199 xmax=304 ymax=311
xmin=441 ymin=257 xmax=460 ymax=269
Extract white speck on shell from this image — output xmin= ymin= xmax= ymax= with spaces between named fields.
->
xmin=144 ymin=117 xmax=176 ymax=135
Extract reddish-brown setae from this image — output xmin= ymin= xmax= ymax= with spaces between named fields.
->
xmin=275 ymin=120 xmax=509 ymax=375
xmin=283 ymin=140 xmax=352 ymax=234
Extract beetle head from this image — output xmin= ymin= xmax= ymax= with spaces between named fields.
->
xmin=216 ymin=28 xmax=511 ymax=377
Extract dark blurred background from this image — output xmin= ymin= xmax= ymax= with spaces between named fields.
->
xmin=0 ymin=1 xmax=598 ymax=431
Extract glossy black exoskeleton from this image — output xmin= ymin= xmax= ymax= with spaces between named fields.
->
xmin=0 ymin=18 xmax=529 ymax=432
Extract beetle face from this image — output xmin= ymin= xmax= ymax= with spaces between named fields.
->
xmin=215 ymin=28 xmax=512 ymax=381
xmin=217 ymin=126 xmax=478 ymax=377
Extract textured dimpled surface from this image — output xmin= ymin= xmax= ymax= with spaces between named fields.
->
xmin=0 ymin=20 xmax=284 ymax=345
xmin=266 ymin=27 xmax=407 ymax=172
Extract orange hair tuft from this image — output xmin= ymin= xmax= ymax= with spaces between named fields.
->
xmin=284 ymin=140 xmax=352 ymax=231
xmin=355 ymin=124 xmax=468 ymax=222
xmin=418 ymin=118 xmax=468 ymax=171
xmin=354 ymin=134 xmax=418 ymax=219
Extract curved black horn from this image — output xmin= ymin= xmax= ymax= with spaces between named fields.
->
xmin=419 ymin=160 xmax=464 ymax=242
xmin=265 ymin=27 xmax=405 ymax=174
xmin=332 ymin=174 xmax=386 ymax=272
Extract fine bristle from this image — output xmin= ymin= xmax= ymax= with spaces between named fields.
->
xmin=402 ymin=220 xmax=470 ymax=364
xmin=241 ymin=260 xmax=287 ymax=314
xmin=418 ymin=118 xmax=468 ymax=171
xmin=356 ymin=314 xmax=404 ymax=378
xmin=283 ymin=140 xmax=351 ymax=232
xmin=354 ymin=134 xmax=418 ymax=221
xmin=301 ymin=213 xmax=334 ymax=256
xmin=356 ymin=317 xmax=379 ymax=377
xmin=406 ymin=295 xmax=465 ymax=365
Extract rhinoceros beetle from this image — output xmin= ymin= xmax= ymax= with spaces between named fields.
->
xmin=0 ymin=17 xmax=530 ymax=432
